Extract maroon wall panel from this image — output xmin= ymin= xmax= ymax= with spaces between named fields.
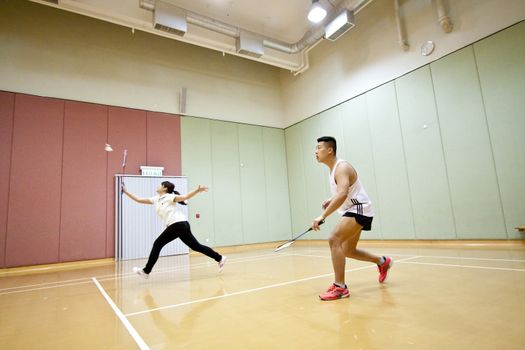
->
xmin=106 ymin=107 xmax=147 ymax=257
xmin=60 ymin=101 xmax=108 ymax=262
xmin=146 ymin=112 xmax=181 ymax=176
xmin=6 ymin=94 xmax=64 ymax=267
xmin=0 ymin=92 xmax=15 ymax=268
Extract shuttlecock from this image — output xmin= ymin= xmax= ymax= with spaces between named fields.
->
xmin=104 ymin=143 xmax=113 ymax=152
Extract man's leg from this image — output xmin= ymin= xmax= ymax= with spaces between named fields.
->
xmin=319 ymin=217 xmax=361 ymax=300
xmin=340 ymin=218 xmax=393 ymax=283
xmin=329 ymin=217 xmax=366 ymax=284
xmin=340 ymin=219 xmax=381 ymax=264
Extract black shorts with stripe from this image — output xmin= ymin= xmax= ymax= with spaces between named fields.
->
xmin=342 ymin=212 xmax=373 ymax=231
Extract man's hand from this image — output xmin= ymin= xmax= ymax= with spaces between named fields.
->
xmin=312 ymin=215 xmax=325 ymax=231
xmin=321 ymin=199 xmax=331 ymax=210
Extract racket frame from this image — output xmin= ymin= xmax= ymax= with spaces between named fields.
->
xmin=274 ymin=220 xmax=325 ymax=252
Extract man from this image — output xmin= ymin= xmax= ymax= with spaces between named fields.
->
xmin=312 ymin=136 xmax=393 ymax=301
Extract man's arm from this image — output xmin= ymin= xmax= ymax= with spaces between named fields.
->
xmin=312 ymin=163 xmax=356 ymax=230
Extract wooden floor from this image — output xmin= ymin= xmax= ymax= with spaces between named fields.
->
xmin=1 ymin=241 xmax=524 ymax=350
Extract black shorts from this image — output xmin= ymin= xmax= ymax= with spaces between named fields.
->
xmin=342 ymin=212 xmax=373 ymax=231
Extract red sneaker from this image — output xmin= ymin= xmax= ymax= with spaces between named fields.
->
xmin=378 ymin=256 xmax=393 ymax=283
xmin=319 ymin=284 xmax=350 ymax=301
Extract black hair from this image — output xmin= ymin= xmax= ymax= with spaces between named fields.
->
xmin=317 ymin=136 xmax=337 ymax=155
xmin=161 ymin=181 xmax=187 ymax=205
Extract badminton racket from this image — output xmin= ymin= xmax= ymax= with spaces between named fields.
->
xmin=274 ymin=220 xmax=325 ymax=252
xmin=120 ymin=149 xmax=128 ymax=191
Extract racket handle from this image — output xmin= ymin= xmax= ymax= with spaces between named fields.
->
xmin=308 ymin=219 xmax=325 ymax=232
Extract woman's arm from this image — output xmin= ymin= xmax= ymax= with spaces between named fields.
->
xmin=122 ymin=184 xmax=153 ymax=204
xmin=173 ymin=185 xmax=208 ymax=203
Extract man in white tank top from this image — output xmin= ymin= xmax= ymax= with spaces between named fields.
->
xmin=313 ymin=136 xmax=393 ymax=301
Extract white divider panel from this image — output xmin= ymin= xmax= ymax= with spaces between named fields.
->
xmin=115 ymin=175 xmax=189 ymax=261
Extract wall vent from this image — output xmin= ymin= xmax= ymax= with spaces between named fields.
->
xmin=154 ymin=1 xmax=187 ymax=36
xmin=325 ymin=9 xmax=355 ymax=41
xmin=236 ymin=31 xmax=264 ymax=58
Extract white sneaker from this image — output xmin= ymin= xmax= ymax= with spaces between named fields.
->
xmin=218 ymin=256 xmax=227 ymax=273
xmin=133 ymin=267 xmax=149 ymax=279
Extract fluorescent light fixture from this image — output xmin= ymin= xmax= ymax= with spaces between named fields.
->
xmin=324 ymin=9 xmax=355 ymax=41
xmin=308 ymin=0 xmax=327 ymax=23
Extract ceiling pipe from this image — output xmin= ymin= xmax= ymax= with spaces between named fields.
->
xmin=394 ymin=0 xmax=409 ymax=51
xmin=139 ymin=0 xmax=154 ymax=11
xmin=435 ymin=0 xmax=453 ymax=33
xmin=292 ymin=0 xmax=374 ymax=75
xmin=139 ymin=0 xmax=373 ymax=55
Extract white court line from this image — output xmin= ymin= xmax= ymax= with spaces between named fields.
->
xmin=8 ymin=251 xmax=520 ymax=294
xmin=291 ymin=250 xmax=525 ymax=263
xmin=282 ymin=253 xmax=332 ymax=259
xmin=4 ymin=250 xmax=524 ymax=295
xmin=287 ymin=252 xmax=525 ymax=267
xmin=0 ymin=253 xmax=287 ymax=295
xmin=0 ymin=280 xmax=94 ymax=296
xmin=92 ymin=277 xmax=150 ymax=350
xmin=125 ymin=255 xmax=420 ymax=317
xmin=387 ymin=254 xmax=525 ymax=263
xmin=400 ymin=261 xmax=525 ymax=272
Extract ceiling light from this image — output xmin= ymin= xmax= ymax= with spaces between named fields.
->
xmin=324 ymin=9 xmax=355 ymax=41
xmin=308 ymin=0 xmax=327 ymax=23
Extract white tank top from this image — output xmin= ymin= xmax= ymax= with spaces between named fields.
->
xmin=329 ymin=159 xmax=374 ymax=217
xmin=149 ymin=193 xmax=187 ymax=227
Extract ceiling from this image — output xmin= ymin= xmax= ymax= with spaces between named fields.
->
xmin=30 ymin=0 xmax=367 ymax=72
xmin=159 ymin=0 xmax=344 ymax=43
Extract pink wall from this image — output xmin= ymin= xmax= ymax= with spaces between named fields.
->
xmin=106 ymin=107 xmax=147 ymax=257
xmin=1 ymin=91 xmax=182 ymax=268
xmin=6 ymin=94 xmax=64 ymax=267
xmin=0 ymin=92 xmax=15 ymax=268
xmin=60 ymin=101 xmax=108 ymax=262
xmin=147 ymin=112 xmax=182 ymax=176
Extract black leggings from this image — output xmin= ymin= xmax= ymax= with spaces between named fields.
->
xmin=143 ymin=221 xmax=222 ymax=274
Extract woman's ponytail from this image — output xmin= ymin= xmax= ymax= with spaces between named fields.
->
xmin=173 ymin=190 xmax=188 ymax=205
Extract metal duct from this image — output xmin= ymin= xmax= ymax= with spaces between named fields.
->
xmin=139 ymin=0 xmax=374 ymax=56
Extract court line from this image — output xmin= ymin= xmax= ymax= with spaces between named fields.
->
xmin=0 ymin=253 xmax=287 ymax=295
xmin=3 ymin=251 xmax=523 ymax=295
xmin=289 ymin=250 xmax=525 ymax=263
xmin=0 ymin=280 xmax=96 ymax=296
xmin=400 ymin=261 xmax=525 ymax=272
xmin=92 ymin=277 xmax=150 ymax=350
xmin=392 ymin=254 xmax=525 ymax=263
xmin=125 ymin=256 xmax=421 ymax=317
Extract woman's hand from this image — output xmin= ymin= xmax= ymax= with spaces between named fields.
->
xmin=197 ymin=185 xmax=209 ymax=193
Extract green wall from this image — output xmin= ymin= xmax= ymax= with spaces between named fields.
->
xmin=181 ymin=118 xmax=292 ymax=246
xmin=179 ymin=22 xmax=524 ymax=245
xmin=285 ymin=21 xmax=525 ymax=240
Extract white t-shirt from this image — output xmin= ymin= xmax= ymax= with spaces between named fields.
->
xmin=329 ymin=159 xmax=374 ymax=217
xmin=149 ymin=193 xmax=187 ymax=227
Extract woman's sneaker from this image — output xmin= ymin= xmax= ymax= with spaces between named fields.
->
xmin=218 ymin=256 xmax=227 ymax=273
xmin=319 ymin=284 xmax=350 ymax=301
xmin=378 ymin=256 xmax=393 ymax=283
xmin=133 ymin=267 xmax=149 ymax=279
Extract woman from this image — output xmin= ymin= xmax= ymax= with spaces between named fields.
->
xmin=122 ymin=181 xmax=226 ymax=279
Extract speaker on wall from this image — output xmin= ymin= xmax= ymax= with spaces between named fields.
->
xmin=179 ymin=87 xmax=187 ymax=114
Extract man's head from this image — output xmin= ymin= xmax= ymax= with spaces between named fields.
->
xmin=316 ymin=136 xmax=337 ymax=163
